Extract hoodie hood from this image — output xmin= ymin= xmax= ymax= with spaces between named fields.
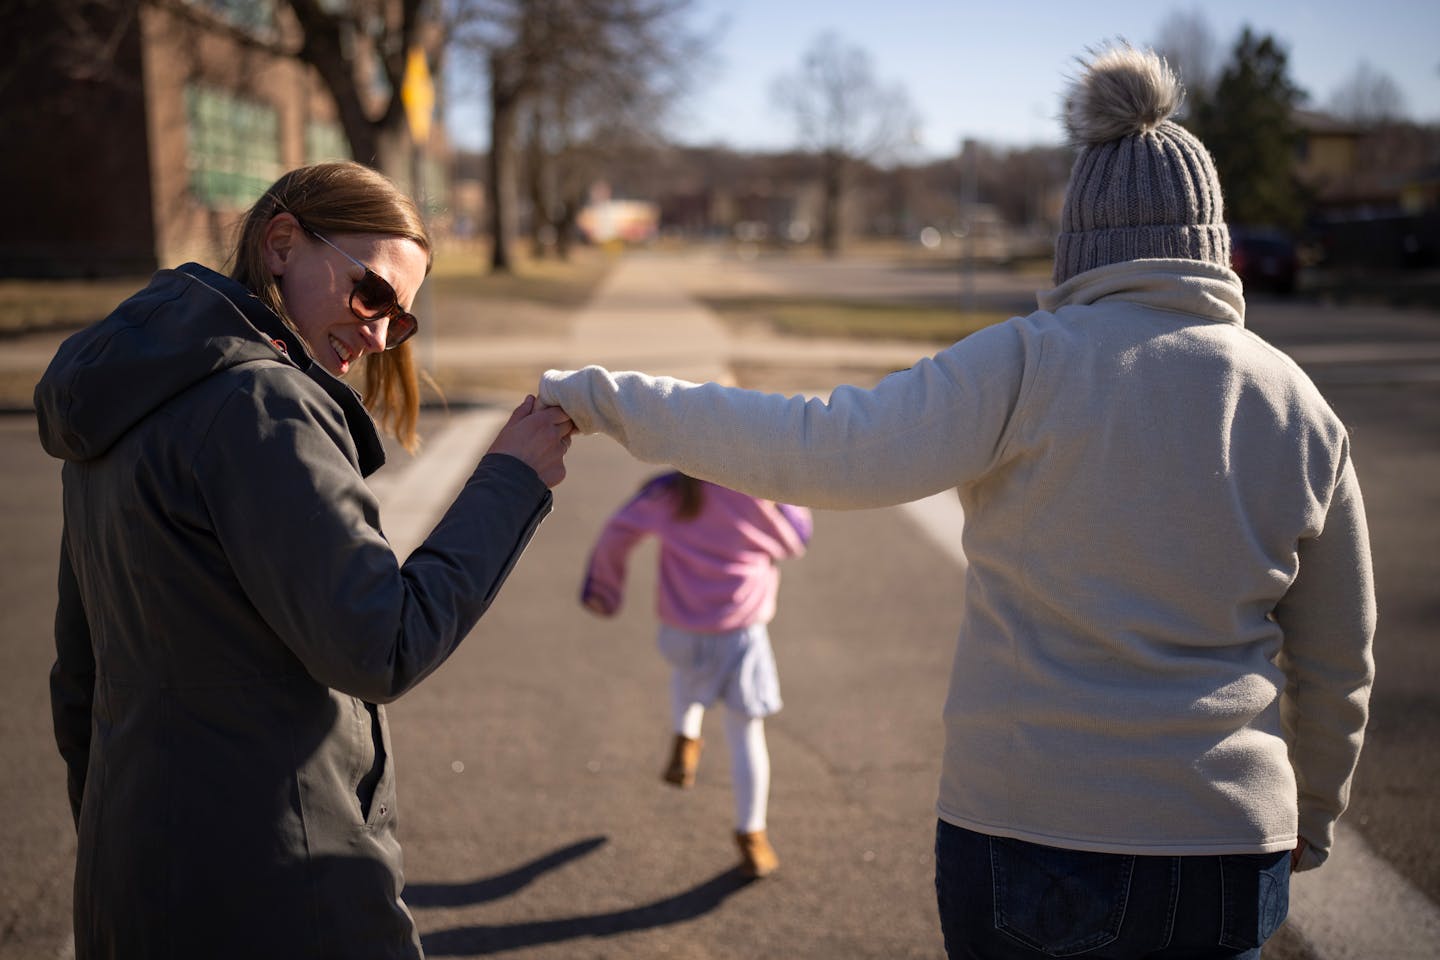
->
xmin=1036 ymin=257 xmax=1246 ymax=326
xmin=34 ymin=263 xmax=384 ymax=474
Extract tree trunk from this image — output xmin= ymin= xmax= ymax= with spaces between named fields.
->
xmin=286 ymin=0 xmax=406 ymax=170
xmin=820 ymin=149 xmax=846 ymax=256
xmin=488 ymin=53 xmax=520 ymax=273
xmin=556 ymin=196 xmax=583 ymax=261
xmin=524 ymin=114 xmax=551 ymax=259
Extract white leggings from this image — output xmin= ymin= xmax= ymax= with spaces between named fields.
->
xmin=672 ymin=678 xmax=770 ymax=834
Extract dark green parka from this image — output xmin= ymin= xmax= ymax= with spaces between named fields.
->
xmin=34 ymin=263 xmax=551 ymax=959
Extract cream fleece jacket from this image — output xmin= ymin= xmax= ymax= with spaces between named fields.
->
xmin=540 ymin=258 xmax=1376 ymax=868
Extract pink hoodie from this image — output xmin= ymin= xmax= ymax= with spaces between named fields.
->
xmin=582 ymin=473 xmax=812 ymax=632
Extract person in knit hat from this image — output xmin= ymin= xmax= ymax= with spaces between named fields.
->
xmin=539 ymin=43 xmax=1374 ymax=959
xmin=1053 ymin=52 xmax=1231 ymax=284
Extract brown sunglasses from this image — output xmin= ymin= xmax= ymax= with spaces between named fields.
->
xmin=297 ymin=220 xmax=419 ymax=349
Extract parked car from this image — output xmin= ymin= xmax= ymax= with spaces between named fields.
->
xmin=1229 ymin=227 xmax=1298 ymax=294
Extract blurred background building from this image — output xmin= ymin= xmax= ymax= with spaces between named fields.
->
xmin=4 ymin=0 xmax=445 ymax=277
xmin=3 ymin=2 xmax=1437 ymax=285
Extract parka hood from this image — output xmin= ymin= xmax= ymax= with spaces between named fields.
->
xmin=34 ymin=263 xmax=384 ymax=474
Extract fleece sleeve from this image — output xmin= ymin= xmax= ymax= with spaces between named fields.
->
xmin=1275 ymin=451 xmax=1377 ymax=870
xmin=581 ymin=486 xmax=668 ymax=616
xmin=538 ymin=320 xmax=1029 ymax=510
xmin=753 ymin=500 xmax=811 ymax=559
xmin=776 ymin=503 xmax=814 ymax=549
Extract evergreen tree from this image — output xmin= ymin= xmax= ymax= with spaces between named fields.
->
xmin=1189 ymin=28 xmax=1308 ymax=230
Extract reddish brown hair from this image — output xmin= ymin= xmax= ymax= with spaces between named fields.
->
xmin=230 ymin=162 xmax=431 ymax=452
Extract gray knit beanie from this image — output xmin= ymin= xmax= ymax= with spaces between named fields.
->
xmin=1053 ymin=44 xmax=1229 ymax=285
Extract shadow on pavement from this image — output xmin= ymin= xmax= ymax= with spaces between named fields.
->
xmin=419 ymin=865 xmax=755 ymax=956
xmin=406 ymin=836 xmax=609 ymax=909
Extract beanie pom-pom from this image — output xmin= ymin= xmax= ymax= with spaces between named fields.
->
xmin=1063 ymin=43 xmax=1183 ymax=145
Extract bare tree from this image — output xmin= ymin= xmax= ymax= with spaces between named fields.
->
xmin=139 ymin=0 xmax=430 ymax=171
xmin=445 ymin=0 xmax=704 ymax=272
xmin=771 ymin=32 xmax=919 ymax=255
xmin=520 ymin=81 xmax=613 ymax=260
xmin=1153 ymin=8 xmax=1219 ymax=110
xmin=283 ymin=0 xmax=428 ymax=168
xmin=1328 ymin=61 xmax=1408 ymax=126
xmin=0 ymin=0 xmax=139 ymax=95
xmin=527 ymin=5 xmax=702 ymax=259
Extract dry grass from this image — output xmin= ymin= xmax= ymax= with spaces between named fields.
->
xmin=700 ymin=295 xmax=1010 ymax=343
xmin=0 ymin=277 xmax=149 ymax=336
xmin=0 ymin=245 xmax=613 ymax=339
xmin=429 ymin=242 xmax=613 ymax=309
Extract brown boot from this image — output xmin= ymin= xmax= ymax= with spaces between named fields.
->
xmin=735 ymin=829 xmax=780 ymax=879
xmin=662 ymin=734 xmax=702 ymax=788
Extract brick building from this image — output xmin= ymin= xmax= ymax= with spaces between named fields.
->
xmin=2 ymin=0 xmax=441 ymax=278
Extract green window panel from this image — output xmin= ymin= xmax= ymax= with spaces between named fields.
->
xmin=305 ymin=121 xmax=351 ymax=163
xmin=184 ymin=84 xmax=281 ymax=208
xmin=185 ymin=0 xmax=275 ymax=33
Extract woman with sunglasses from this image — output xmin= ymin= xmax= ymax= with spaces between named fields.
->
xmin=35 ymin=161 xmax=573 ymax=959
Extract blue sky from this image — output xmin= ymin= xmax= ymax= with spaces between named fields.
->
xmin=446 ymin=1 xmax=1437 ymax=158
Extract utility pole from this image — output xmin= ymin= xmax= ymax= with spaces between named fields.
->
xmin=959 ymin=138 xmax=978 ymax=315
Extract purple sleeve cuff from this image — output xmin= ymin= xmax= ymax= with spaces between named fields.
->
xmin=581 ymin=575 xmax=622 ymax=615
xmin=777 ymin=503 xmax=814 ymax=546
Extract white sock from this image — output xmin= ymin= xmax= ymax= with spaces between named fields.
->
xmin=723 ymin=709 xmax=770 ymax=833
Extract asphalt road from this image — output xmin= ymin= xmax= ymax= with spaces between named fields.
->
xmin=1 ymin=257 xmax=1437 ymax=959
xmin=1242 ymin=296 xmax=1440 ymax=912
xmin=0 ymin=411 xmax=964 ymax=959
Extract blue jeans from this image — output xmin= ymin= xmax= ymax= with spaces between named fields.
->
xmin=934 ymin=820 xmax=1290 ymax=959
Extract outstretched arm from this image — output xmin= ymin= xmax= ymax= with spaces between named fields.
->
xmin=538 ymin=321 xmax=1028 ymax=509
xmin=200 ymin=382 xmax=553 ymax=704
xmin=581 ymin=476 xmax=672 ymax=616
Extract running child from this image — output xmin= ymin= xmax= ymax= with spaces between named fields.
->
xmin=581 ymin=472 xmax=812 ymax=878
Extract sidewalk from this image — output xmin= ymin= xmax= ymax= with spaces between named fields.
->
xmin=0 ymin=249 xmax=946 ymax=413
xmin=427 ymin=248 xmax=948 ymax=403
xmin=0 ymin=326 xmax=71 ymax=412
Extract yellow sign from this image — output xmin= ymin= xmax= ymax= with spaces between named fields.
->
xmin=401 ymin=47 xmax=434 ymax=145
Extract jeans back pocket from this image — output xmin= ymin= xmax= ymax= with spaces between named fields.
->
xmin=1218 ymin=851 xmax=1290 ymax=950
xmin=990 ymin=836 xmax=1135 ymax=956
